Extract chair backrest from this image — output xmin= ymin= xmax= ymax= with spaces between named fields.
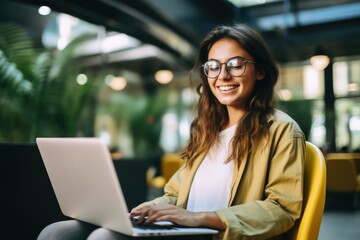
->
xmin=290 ymin=141 xmax=327 ymax=240
xmin=161 ymin=153 xmax=184 ymax=182
xmin=326 ymin=154 xmax=359 ymax=192
xmin=327 ymin=153 xmax=360 ymax=174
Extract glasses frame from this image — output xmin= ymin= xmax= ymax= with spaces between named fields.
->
xmin=202 ymin=56 xmax=256 ymax=79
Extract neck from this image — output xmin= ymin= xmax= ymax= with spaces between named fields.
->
xmin=226 ymin=106 xmax=246 ymax=128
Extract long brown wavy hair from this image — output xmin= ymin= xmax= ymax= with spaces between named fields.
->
xmin=180 ymin=23 xmax=279 ymax=167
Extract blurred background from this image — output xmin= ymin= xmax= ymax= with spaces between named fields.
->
xmin=1 ymin=0 xmax=359 ymax=157
xmin=1 ymin=0 xmax=360 ymax=239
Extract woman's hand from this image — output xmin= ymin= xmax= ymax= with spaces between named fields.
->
xmin=130 ymin=203 xmax=226 ymax=230
xmin=131 ymin=203 xmax=201 ymax=226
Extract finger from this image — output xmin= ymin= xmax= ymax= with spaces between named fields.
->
xmin=137 ymin=205 xmax=158 ymax=224
xmin=130 ymin=202 xmax=153 ymax=214
xmin=131 ymin=203 xmax=156 ymax=218
xmin=145 ymin=208 xmax=179 ymax=223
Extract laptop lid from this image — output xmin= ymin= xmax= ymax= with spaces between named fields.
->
xmin=36 ymin=138 xmax=218 ymax=237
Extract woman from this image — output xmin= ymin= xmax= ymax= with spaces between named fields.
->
xmin=38 ymin=23 xmax=305 ymax=240
xmin=130 ymin=23 xmax=305 ymax=239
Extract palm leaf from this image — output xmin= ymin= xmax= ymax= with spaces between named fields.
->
xmin=0 ymin=22 xmax=97 ymax=141
xmin=0 ymin=22 xmax=36 ymax=80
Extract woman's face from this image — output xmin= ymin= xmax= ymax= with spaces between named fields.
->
xmin=206 ymin=38 xmax=263 ymax=110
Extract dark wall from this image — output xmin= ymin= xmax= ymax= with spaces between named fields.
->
xmin=113 ymin=158 xmax=148 ymax=210
xmin=1 ymin=143 xmax=68 ymax=239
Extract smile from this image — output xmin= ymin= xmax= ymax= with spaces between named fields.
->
xmin=217 ymin=85 xmax=239 ymax=91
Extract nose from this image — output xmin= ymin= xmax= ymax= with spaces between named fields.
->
xmin=218 ymin=64 xmax=231 ymax=81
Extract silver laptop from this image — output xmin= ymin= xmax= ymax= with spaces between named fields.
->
xmin=36 ymin=137 xmax=219 ymax=237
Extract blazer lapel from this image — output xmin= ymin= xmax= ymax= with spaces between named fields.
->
xmin=228 ymin=151 xmax=249 ymax=206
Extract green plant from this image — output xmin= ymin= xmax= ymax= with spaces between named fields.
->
xmin=0 ymin=22 xmax=96 ymax=142
xmin=278 ymin=99 xmax=313 ymax=139
xmin=98 ymin=86 xmax=170 ymax=156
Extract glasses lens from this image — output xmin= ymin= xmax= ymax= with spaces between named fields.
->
xmin=226 ymin=57 xmax=246 ymax=77
xmin=203 ymin=60 xmax=220 ymax=78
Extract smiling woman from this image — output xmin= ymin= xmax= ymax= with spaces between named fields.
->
xmin=38 ymin=23 xmax=305 ymax=240
xmin=131 ymin=23 xmax=305 ymax=240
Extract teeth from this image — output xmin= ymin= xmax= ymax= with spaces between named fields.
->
xmin=218 ymin=85 xmax=237 ymax=91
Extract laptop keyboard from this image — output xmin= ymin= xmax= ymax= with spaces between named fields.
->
xmin=131 ymin=218 xmax=177 ymax=230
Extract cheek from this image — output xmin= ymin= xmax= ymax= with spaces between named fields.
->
xmin=241 ymin=78 xmax=257 ymax=93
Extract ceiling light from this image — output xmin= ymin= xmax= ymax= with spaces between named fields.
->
xmin=38 ymin=6 xmax=51 ymax=16
xmin=310 ymin=47 xmax=330 ymax=71
xmin=310 ymin=55 xmax=330 ymax=71
xmin=227 ymin=0 xmax=280 ymax=7
xmin=155 ymin=70 xmax=173 ymax=84
xmin=278 ymin=88 xmax=292 ymax=101
xmin=110 ymin=77 xmax=127 ymax=91
xmin=76 ymin=73 xmax=88 ymax=85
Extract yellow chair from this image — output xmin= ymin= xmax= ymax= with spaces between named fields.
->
xmin=327 ymin=152 xmax=360 ymax=172
xmin=147 ymin=153 xmax=184 ymax=188
xmin=161 ymin=153 xmax=184 ymax=182
xmin=326 ymin=153 xmax=360 ymax=193
xmin=289 ymin=141 xmax=327 ymax=240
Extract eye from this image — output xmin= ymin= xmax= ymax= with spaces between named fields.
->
xmin=227 ymin=58 xmax=245 ymax=69
xmin=206 ymin=61 xmax=220 ymax=71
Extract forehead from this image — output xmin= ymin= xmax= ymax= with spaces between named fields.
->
xmin=208 ymin=38 xmax=252 ymax=61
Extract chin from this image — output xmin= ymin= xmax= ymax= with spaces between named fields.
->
xmin=217 ymin=98 xmax=245 ymax=108
xmin=218 ymin=100 xmax=237 ymax=106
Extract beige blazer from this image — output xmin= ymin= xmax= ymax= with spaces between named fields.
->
xmin=152 ymin=110 xmax=305 ymax=240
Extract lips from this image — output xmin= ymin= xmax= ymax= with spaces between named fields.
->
xmin=217 ymin=85 xmax=239 ymax=91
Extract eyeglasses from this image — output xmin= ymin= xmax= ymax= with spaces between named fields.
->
xmin=202 ymin=56 xmax=256 ymax=78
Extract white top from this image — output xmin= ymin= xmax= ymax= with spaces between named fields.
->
xmin=186 ymin=124 xmax=236 ymax=212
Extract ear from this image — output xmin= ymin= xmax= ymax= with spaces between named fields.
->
xmin=256 ymin=68 xmax=265 ymax=80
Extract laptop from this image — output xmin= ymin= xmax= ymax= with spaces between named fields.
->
xmin=36 ymin=137 xmax=219 ymax=237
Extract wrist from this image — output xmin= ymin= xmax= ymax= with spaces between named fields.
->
xmin=197 ymin=212 xmax=226 ymax=230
